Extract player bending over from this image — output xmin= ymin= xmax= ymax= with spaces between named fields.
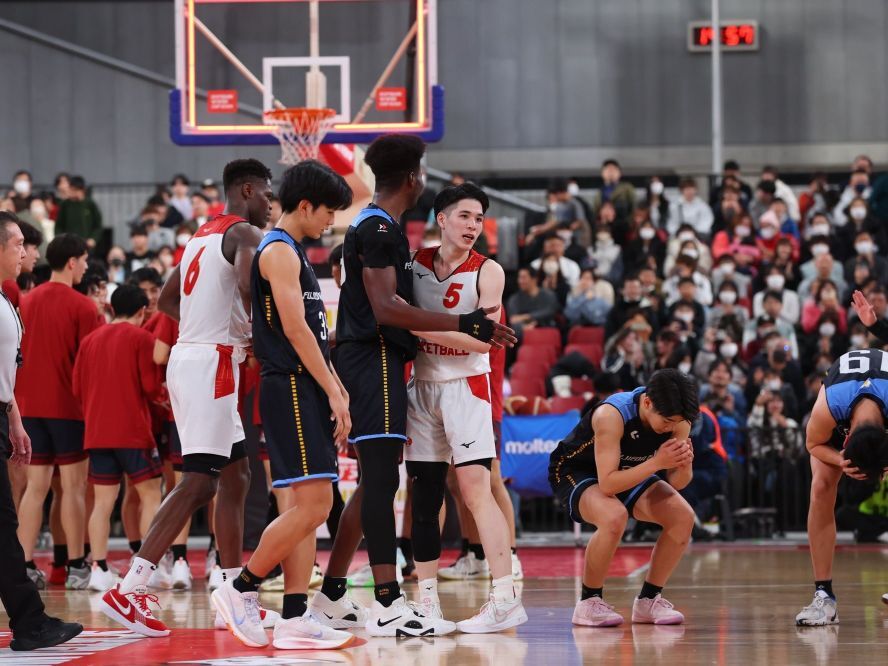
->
xmin=549 ymin=369 xmax=698 ymax=627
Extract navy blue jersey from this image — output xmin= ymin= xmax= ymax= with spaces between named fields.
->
xmin=251 ymin=229 xmax=329 ymax=374
xmin=823 ymin=349 xmax=888 ymax=431
xmin=336 ymin=204 xmax=416 ymax=359
xmin=548 ymin=387 xmax=672 ymax=481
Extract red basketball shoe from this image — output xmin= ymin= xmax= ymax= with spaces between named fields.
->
xmin=99 ymin=584 xmax=170 ymax=637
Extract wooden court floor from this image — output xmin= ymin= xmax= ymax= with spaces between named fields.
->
xmin=2 ymin=545 xmax=888 ymax=665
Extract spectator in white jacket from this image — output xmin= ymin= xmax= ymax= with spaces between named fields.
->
xmin=529 ymin=234 xmax=581 ymax=288
xmin=668 ymin=178 xmax=714 ymax=238
xmin=760 ymin=165 xmax=800 ymax=221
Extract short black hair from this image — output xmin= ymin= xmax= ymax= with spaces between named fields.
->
xmin=69 ymin=175 xmax=86 ymax=191
xmin=13 ymin=169 xmax=31 ymax=181
xmin=678 ymin=276 xmax=696 ymax=288
xmin=645 ymin=368 xmax=700 ymax=422
xmin=723 ymin=159 xmax=740 ymax=171
xmin=128 ymin=267 xmax=163 ymax=287
xmin=844 ymin=424 xmax=888 ymax=482
xmin=130 ymin=223 xmax=149 ymax=238
xmin=363 ymin=134 xmax=426 ymax=190
xmin=17 ymin=220 xmax=43 ymax=248
xmin=433 ymin=183 xmax=489 ymax=217
xmin=146 ymin=194 xmax=167 ymax=207
xmin=757 ymin=180 xmax=776 ymax=195
xmin=171 ymin=174 xmax=190 ymax=186
xmin=46 ymin=234 xmax=88 ymax=271
xmin=111 ymin=284 xmax=149 ymax=318
xmin=601 ymin=158 xmax=620 ymax=169
xmin=278 ymin=160 xmax=352 ymax=213
xmin=191 ymin=191 xmax=210 ymax=204
xmin=329 ymin=243 xmax=343 ymax=268
xmin=222 ymin=158 xmax=273 ymax=194
xmin=546 ymin=178 xmax=569 ymax=195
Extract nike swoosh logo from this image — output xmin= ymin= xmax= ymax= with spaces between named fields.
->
xmin=109 ymin=594 xmax=135 ymax=622
xmin=377 ymin=617 xmax=400 ymax=627
xmin=324 ymin=612 xmax=334 ymax=619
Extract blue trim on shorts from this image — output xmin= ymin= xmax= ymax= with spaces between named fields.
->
xmin=568 ymin=477 xmax=598 ymax=523
xmin=272 ymin=472 xmax=339 ymax=488
xmin=348 ymin=433 xmax=408 ymax=444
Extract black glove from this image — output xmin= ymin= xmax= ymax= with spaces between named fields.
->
xmin=459 ymin=308 xmax=495 ymax=342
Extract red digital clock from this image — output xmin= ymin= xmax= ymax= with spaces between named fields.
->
xmin=688 ymin=20 xmax=759 ymax=52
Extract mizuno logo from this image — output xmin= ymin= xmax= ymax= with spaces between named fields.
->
xmin=416 ymin=272 xmax=428 ymax=279
xmin=461 ymin=441 xmax=475 ymax=448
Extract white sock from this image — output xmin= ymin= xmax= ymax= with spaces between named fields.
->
xmin=419 ymin=578 xmax=439 ymax=604
xmin=492 ymin=575 xmax=516 ymax=603
xmin=120 ymin=557 xmax=156 ymax=594
xmin=222 ymin=567 xmax=241 ymax=583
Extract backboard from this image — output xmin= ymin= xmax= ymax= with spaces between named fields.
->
xmin=171 ymin=0 xmax=443 ymax=147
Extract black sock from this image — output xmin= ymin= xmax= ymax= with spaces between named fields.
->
xmin=26 ymin=560 xmax=36 ymax=570
xmin=374 ymin=581 xmax=401 ymax=607
xmin=321 ymin=576 xmax=347 ymax=602
xmin=215 ymin=550 xmax=221 ymax=567
xmin=96 ymin=559 xmax=108 ymax=572
xmin=129 ymin=540 xmax=142 ymax=554
xmin=460 ymin=538 xmax=469 ymax=556
xmin=232 ymin=566 xmax=264 ymax=593
xmin=83 ymin=543 xmax=91 ymax=559
xmin=171 ymin=544 xmax=188 ymax=562
xmin=282 ymin=593 xmax=308 ymax=620
xmin=207 ymin=534 xmax=216 ymax=552
xmin=68 ymin=557 xmax=85 ymax=570
xmin=639 ymin=581 xmax=663 ymax=600
xmin=53 ymin=544 xmax=68 ymax=567
xmin=398 ymin=537 xmax=413 ymax=562
xmin=581 ymin=585 xmax=603 ymax=600
xmin=511 ymin=547 xmax=517 ymax=556
xmin=267 ymin=563 xmax=282 ymax=579
xmin=469 ymin=543 xmax=486 ymax=561
xmin=815 ymin=580 xmax=835 ymax=600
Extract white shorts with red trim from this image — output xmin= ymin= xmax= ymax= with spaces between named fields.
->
xmin=167 ymin=342 xmax=246 ymax=458
xmin=406 ymin=375 xmax=495 ymax=465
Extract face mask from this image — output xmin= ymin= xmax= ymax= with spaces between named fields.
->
xmin=851 ymin=334 xmax=866 ymax=348
xmin=821 ymin=290 xmax=837 ymax=301
xmin=760 ymin=226 xmax=777 ymax=240
xmin=176 ymin=234 xmax=192 ymax=247
xmin=766 ymin=275 xmax=785 ymax=290
xmin=719 ymin=342 xmax=738 ymax=359
xmin=678 ymin=362 xmax=692 ymax=374
xmin=676 ymin=311 xmax=694 ymax=323
xmin=850 ymin=206 xmax=867 ymax=221
xmin=819 ymin=322 xmax=836 ymax=337
xmin=30 ymin=204 xmax=46 ymax=219
xmin=597 ymin=233 xmax=612 ymax=245
xmin=543 ymin=260 xmax=560 ymax=276
xmin=650 ymin=181 xmax=664 ymax=196
xmin=765 ymin=379 xmax=782 ymax=392
xmin=548 ymin=202 xmax=558 ymax=213
xmin=735 ymin=225 xmax=751 ymax=238
xmin=811 ymin=244 xmax=829 ymax=257
xmin=567 ymin=183 xmax=580 ymax=196
xmin=13 ymin=179 xmax=30 ymax=196
xmin=681 ymin=248 xmax=699 ymax=259
xmin=855 ymin=241 xmax=874 ymax=255
xmin=679 ymin=232 xmax=695 ymax=242
xmin=720 ymin=263 xmax=735 ymax=275
xmin=639 ymin=227 xmax=656 ymax=241
xmin=810 ymin=223 xmax=830 ymax=237
xmin=719 ymin=291 xmax=737 ymax=305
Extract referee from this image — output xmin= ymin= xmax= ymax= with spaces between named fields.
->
xmin=0 ymin=212 xmax=82 ymax=651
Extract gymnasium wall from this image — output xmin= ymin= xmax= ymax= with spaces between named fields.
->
xmin=1 ymin=0 xmax=887 ymax=183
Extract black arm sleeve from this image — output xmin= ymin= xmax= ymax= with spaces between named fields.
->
xmin=866 ymin=320 xmax=888 ymax=344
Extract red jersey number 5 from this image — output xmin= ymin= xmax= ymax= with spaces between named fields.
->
xmin=183 ymin=246 xmax=206 ymax=296
xmin=443 ymin=282 xmax=463 ymax=309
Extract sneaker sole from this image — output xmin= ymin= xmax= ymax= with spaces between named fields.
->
xmin=795 ymin=616 xmax=839 ymax=626
xmin=99 ymin=598 xmax=170 ymax=638
xmin=272 ymin=633 xmax=356 ymax=650
xmin=210 ymin=589 xmax=270 ymax=648
xmin=632 ymin=615 xmax=684 ymax=625
xmin=365 ymin=622 xmax=456 ymax=638
xmin=309 ymin=611 xmax=366 ymax=630
xmin=172 ymin=579 xmax=192 ymax=591
xmin=457 ymin=608 xmax=528 ymax=634
xmin=572 ymin=615 xmax=624 ymax=628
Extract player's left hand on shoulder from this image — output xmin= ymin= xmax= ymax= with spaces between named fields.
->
xmin=840 ymin=457 xmax=868 ymax=481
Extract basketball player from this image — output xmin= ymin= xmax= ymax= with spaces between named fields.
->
xmin=213 ymin=160 xmax=355 ymax=650
xmin=549 ymin=369 xmax=698 ymax=627
xmin=315 ymin=135 xmax=514 ymax=638
xmin=405 ymin=183 xmax=527 ymax=633
xmin=795 ymin=347 xmax=888 ymax=625
xmin=101 ymin=159 xmax=277 ymax=637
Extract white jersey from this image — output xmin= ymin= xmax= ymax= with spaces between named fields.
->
xmin=412 ymin=247 xmax=490 ymax=382
xmin=177 ymin=214 xmax=251 ymax=347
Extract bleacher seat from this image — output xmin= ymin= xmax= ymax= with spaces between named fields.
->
xmin=549 ymin=396 xmax=587 ymax=414
xmin=306 ymin=246 xmax=331 ymax=265
xmin=508 ymin=377 xmax=546 ymax=398
xmin=510 ymin=362 xmax=549 ymax=382
xmin=522 ymin=327 xmax=562 ymax=351
xmin=567 ymin=325 xmax=605 ymax=346
xmin=516 ymin=344 xmax=557 ymax=367
xmin=563 ymin=343 xmax=604 ymax=367
xmin=570 ymin=377 xmax=595 ymax=394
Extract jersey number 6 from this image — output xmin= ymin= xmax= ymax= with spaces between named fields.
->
xmin=183 ymin=246 xmax=206 ymax=296
xmin=839 ymin=349 xmax=888 ymax=374
xmin=443 ymin=283 xmax=463 ymax=309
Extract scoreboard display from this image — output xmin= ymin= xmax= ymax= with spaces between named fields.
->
xmin=688 ymin=20 xmax=759 ymax=52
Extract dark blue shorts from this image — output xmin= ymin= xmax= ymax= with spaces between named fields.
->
xmin=24 ymin=418 xmax=86 ymax=466
xmin=167 ymin=421 xmax=184 ymax=470
xmin=88 ymin=448 xmax=163 ymax=486
xmin=260 ymin=370 xmax=338 ymax=488
xmin=552 ymin=468 xmax=661 ymax=524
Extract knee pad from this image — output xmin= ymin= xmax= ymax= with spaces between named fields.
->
xmin=407 ymin=461 xmax=449 ymax=522
xmin=182 ymin=453 xmax=230 ymax=478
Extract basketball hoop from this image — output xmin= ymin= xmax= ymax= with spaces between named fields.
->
xmin=263 ymin=107 xmax=337 ymax=165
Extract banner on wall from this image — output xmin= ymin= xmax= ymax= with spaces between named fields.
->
xmin=501 ymin=411 xmax=582 ymax=498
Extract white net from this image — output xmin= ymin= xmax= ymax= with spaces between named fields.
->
xmin=263 ymin=108 xmax=337 ymax=165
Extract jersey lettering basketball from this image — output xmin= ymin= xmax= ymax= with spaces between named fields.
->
xmin=411 ymin=247 xmax=490 ymax=382
xmin=549 ymin=387 xmax=671 ymax=483
xmin=251 ymin=229 xmax=329 ymax=374
xmin=177 ymin=214 xmax=251 ymax=347
xmin=823 ymin=349 xmax=888 ymax=428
